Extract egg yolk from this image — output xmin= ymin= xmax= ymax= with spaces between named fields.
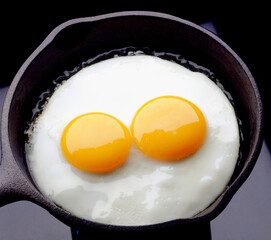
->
xmin=131 ymin=96 xmax=207 ymax=161
xmin=61 ymin=113 xmax=132 ymax=173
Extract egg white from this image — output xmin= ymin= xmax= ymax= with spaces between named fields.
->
xmin=25 ymin=55 xmax=239 ymax=226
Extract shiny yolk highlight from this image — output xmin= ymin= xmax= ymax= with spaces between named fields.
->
xmin=131 ymin=96 xmax=207 ymax=161
xmin=61 ymin=113 xmax=131 ymax=173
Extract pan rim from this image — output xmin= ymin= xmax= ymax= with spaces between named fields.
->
xmin=1 ymin=11 xmax=264 ymax=230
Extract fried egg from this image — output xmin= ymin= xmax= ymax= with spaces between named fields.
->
xmin=25 ymin=54 xmax=239 ymax=226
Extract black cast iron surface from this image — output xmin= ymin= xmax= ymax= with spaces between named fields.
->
xmin=0 ymin=6 xmax=269 ymax=239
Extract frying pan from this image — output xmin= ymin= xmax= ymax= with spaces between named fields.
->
xmin=0 ymin=11 xmax=263 ymax=237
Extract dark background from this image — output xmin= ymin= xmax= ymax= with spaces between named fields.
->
xmin=2 ymin=2 xmax=269 ymax=146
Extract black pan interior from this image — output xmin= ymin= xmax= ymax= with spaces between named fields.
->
xmin=6 ymin=13 xmax=262 ymax=224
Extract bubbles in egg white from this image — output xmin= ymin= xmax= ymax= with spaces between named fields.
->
xmin=25 ymin=55 xmax=239 ymax=226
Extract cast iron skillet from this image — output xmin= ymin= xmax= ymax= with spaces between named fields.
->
xmin=0 ymin=11 xmax=264 ymax=237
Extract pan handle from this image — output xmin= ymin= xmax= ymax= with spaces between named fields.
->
xmin=0 ymin=143 xmax=33 ymax=206
xmin=0 ymin=86 xmax=36 ymax=206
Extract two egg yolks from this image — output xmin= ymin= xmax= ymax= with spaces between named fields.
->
xmin=61 ymin=96 xmax=207 ymax=173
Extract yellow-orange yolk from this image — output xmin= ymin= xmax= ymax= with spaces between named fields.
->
xmin=131 ymin=96 xmax=207 ymax=161
xmin=61 ymin=113 xmax=132 ymax=173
